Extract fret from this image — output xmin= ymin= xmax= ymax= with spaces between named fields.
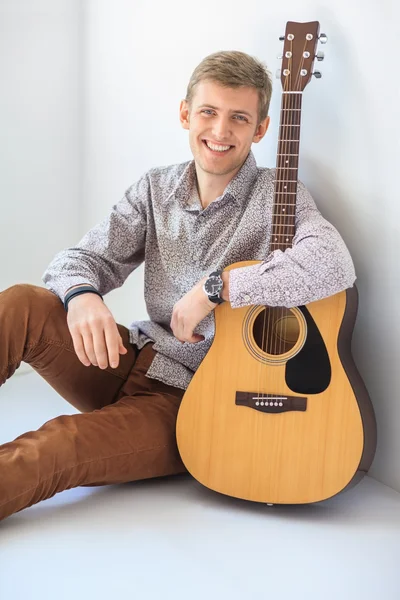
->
xmin=277 ymin=154 xmax=299 ymax=156
xmin=272 ymin=224 xmax=295 ymax=227
xmin=273 ymin=202 xmax=296 ymax=205
xmin=275 ymin=191 xmax=297 ymax=194
xmin=281 ymin=108 xmax=301 ymax=110
xmin=282 ymin=91 xmax=302 ymax=94
xmin=280 ymin=124 xmax=301 ymax=127
xmin=273 ymin=207 xmax=296 ymax=210
xmin=271 ymin=233 xmax=295 ymax=236
xmin=275 ymin=180 xmax=297 ymax=183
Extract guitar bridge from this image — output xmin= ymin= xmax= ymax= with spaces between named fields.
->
xmin=235 ymin=392 xmax=307 ymax=413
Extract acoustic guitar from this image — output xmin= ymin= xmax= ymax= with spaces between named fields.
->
xmin=176 ymin=21 xmax=377 ymax=505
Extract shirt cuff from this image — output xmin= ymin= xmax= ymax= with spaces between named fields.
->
xmin=228 ymin=262 xmax=265 ymax=308
xmin=228 ymin=252 xmax=287 ymax=308
xmin=42 ymin=276 xmax=98 ymax=304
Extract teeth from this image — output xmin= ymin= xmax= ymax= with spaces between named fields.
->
xmin=205 ymin=141 xmax=231 ymax=152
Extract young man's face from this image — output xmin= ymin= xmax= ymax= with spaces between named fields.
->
xmin=180 ymin=79 xmax=270 ymax=177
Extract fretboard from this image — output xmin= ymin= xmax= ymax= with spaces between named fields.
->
xmin=270 ymin=92 xmax=303 ymax=252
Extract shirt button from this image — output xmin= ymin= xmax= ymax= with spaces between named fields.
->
xmin=244 ymin=294 xmax=251 ymax=301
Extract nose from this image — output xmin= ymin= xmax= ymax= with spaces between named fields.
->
xmin=210 ymin=116 xmax=232 ymax=142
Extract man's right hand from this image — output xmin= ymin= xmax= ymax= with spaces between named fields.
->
xmin=66 ymin=293 xmax=128 ymax=369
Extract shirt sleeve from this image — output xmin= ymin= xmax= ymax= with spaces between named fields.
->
xmin=228 ymin=180 xmax=356 ymax=308
xmin=41 ymin=173 xmax=150 ymax=304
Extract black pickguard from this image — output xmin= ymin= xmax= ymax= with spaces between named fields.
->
xmin=285 ymin=305 xmax=331 ymax=394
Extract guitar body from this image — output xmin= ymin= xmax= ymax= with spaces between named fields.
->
xmin=176 ymin=260 xmax=377 ymax=504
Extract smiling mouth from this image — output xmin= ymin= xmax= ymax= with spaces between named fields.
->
xmin=202 ymin=140 xmax=234 ymax=154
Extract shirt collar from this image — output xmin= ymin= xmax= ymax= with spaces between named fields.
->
xmin=164 ymin=149 xmax=258 ymax=211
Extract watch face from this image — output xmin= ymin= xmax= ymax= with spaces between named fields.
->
xmin=204 ymin=275 xmax=223 ymax=295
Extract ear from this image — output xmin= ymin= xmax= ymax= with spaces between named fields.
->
xmin=180 ymin=100 xmax=190 ymax=131
xmin=252 ymin=116 xmax=270 ymax=144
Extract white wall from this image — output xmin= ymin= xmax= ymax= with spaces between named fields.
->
xmin=0 ymin=0 xmax=83 ymax=291
xmin=1 ymin=0 xmax=399 ymax=492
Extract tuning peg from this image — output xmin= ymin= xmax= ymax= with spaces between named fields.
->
xmin=279 ymin=36 xmax=285 ymax=41
xmin=319 ymin=33 xmax=328 ymax=44
xmin=313 ymin=71 xmax=322 ymax=79
xmin=276 ymin=69 xmax=282 ymax=79
xmin=316 ymin=51 xmax=325 ymax=61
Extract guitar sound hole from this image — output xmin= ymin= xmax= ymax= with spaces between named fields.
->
xmin=253 ymin=307 xmax=300 ymax=355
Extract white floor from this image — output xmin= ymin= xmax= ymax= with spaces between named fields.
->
xmin=1 ymin=368 xmax=400 ymax=600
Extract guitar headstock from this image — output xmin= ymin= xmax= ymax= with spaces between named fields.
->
xmin=278 ymin=21 xmax=327 ymax=91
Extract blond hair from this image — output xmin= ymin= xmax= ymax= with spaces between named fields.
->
xmin=185 ymin=50 xmax=273 ymax=127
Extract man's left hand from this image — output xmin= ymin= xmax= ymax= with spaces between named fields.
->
xmin=170 ymin=272 xmax=230 ymax=344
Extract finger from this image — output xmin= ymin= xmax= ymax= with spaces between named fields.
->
xmin=170 ymin=316 xmax=181 ymax=342
xmin=183 ymin=334 xmax=203 ymax=343
xmin=182 ymin=321 xmax=196 ymax=344
xmin=103 ymin=322 xmax=121 ymax=368
xmin=80 ymin=324 xmax=98 ymax=366
xmin=189 ymin=334 xmax=205 ymax=342
xmin=91 ymin=325 xmax=109 ymax=369
xmin=71 ymin=330 xmax=91 ymax=366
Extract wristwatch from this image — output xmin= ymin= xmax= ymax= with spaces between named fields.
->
xmin=203 ymin=270 xmax=225 ymax=304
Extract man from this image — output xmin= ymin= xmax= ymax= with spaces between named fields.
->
xmin=0 ymin=51 xmax=355 ymax=522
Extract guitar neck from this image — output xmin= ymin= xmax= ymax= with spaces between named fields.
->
xmin=270 ymin=91 xmax=303 ymax=253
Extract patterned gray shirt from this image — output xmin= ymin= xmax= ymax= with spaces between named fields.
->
xmin=42 ymin=150 xmax=356 ymax=390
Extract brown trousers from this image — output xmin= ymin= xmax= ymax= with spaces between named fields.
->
xmin=0 ymin=284 xmax=188 ymax=522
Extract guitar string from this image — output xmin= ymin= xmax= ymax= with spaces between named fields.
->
xmin=277 ymin=48 xmax=295 ymax=358
xmin=274 ymin=63 xmax=291 ymax=359
xmin=259 ymin=50 xmax=293 ymax=401
xmin=257 ymin=44 xmax=292 ymax=403
xmin=261 ymin=38 xmax=308 ymax=403
xmin=278 ymin=42 xmax=306 ymax=360
xmin=276 ymin=43 xmax=296 ymax=360
xmin=257 ymin=43 xmax=291 ymax=404
xmin=279 ymin=43 xmax=296 ymax=359
xmin=283 ymin=41 xmax=307 ymax=359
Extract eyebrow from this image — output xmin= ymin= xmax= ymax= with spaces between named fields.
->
xmin=197 ymin=104 xmax=253 ymax=118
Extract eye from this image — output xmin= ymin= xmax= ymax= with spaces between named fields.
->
xmin=200 ymin=110 xmax=248 ymax=122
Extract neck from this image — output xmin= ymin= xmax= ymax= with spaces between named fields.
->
xmin=270 ymin=92 xmax=302 ymax=252
xmin=194 ymin=162 xmax=241 ymax=209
